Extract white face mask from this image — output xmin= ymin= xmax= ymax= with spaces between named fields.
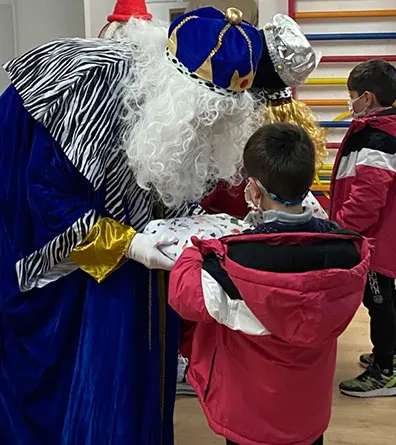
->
xmin=244 ymin=182 xmax=261 ymax=210
xmin=348 ymin=94 xmax=368 ymax=119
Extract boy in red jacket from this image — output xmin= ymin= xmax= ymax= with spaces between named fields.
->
xmin=330 ymin=60 xmax=396 ymax=397
xmin=169 ymin=123 xmax=371 ymax=445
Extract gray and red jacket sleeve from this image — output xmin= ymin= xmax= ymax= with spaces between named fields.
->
xmin=330 ymin=112 xmax=396 ymax=234
xmin=169 ymin=244 xmax=213 ymax=323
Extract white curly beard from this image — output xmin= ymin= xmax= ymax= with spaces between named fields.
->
xmin=120 ymin=18 xmax=263 ymax=209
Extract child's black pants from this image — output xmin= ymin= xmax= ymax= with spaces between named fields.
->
xmin=364 ymin=272 xmax=396 ymax=371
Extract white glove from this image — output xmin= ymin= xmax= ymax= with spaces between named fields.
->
xmin=126 ymin=233 xmax=179 ymax=271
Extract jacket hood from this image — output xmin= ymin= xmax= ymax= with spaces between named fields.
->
xmin=194 ymin=232 xmax=372 ymax=347
xmin=350 ymin=106 xmax=396 ymax=137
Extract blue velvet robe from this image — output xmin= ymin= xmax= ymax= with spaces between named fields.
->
xmin=0 ymin=85 xmax=179 ymax=444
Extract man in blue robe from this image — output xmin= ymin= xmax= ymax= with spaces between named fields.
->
xmin=0 ymin=3 xmax=263 ymax=444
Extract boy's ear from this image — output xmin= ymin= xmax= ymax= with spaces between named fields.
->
xmin=248 ymin=177 xmax=262 ymax=200
xmin=364 ymin=91 xmax=376 ymax=108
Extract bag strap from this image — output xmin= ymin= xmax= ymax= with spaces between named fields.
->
xmin=202 ymin=254 xmax=243 ymax=301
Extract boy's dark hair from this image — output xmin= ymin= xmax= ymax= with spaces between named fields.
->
xmin=243 ymin=123 xmax=315 ymax=201
xmin=347 ymin=59 xmax=396 ymax=107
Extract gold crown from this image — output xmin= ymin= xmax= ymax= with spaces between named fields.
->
xmin=229 ymin=69 xmax=255 ymax=91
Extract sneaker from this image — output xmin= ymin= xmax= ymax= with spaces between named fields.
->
xmin=176 ymin=354 xmax=196 ymax=396
xmin=340 ymin=365 xmax=396 ymax=398
xmin=359 ymin=353 xmax=396 ymax=370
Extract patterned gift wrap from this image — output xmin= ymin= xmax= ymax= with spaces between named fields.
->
xmin=144 ymin=213 xmax=249 ymax=260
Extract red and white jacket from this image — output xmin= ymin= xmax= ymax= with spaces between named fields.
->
xmin=330 ymin=107 xmax=396 ymax=278
xmin=169 ymin=232 xmax=371 ymax=445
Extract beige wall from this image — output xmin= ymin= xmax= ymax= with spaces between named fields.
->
xmin=84 ymin=0 xmax=189 ymax=37
xmin=14 ymin=0 xmax=85 ymax=54
xmin=0 ymin=1 xmax=15 ymax=92
xmin=258 ymin=0 xmax=287 ymax=24
xmin=0 ymin=0 xmax=85 ymax=92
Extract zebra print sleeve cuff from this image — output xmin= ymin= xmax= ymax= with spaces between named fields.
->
xmin=16 ymin=210 xmax=100 ymax=292
xmin=71 ymin=218 xmax=136 ymax=283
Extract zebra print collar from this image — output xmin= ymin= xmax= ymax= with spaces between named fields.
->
xmin=3 ymin=38 xmax=146 ymax=225
xmin=4 ymin=38 xmax=191 ymax=292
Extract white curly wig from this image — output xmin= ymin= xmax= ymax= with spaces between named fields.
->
xmin=121 ymin=18 xmax=262 ymax=209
